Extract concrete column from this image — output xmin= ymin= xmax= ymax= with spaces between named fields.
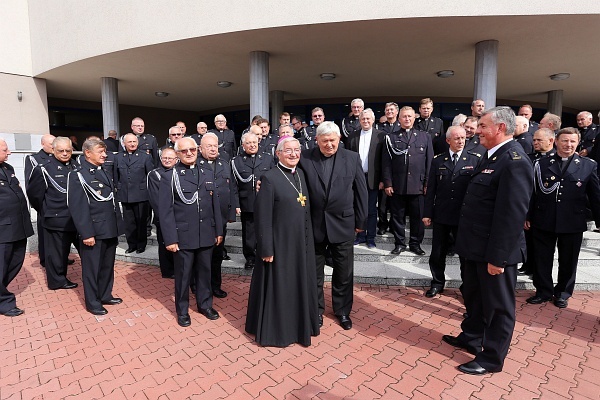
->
xmin=547 ymin=90 xmax=563 ymax=116
xmin=270 ymin=90 xmax=284 ymax=126
xmin=101 ymin=77 xmax=119 ymax=138
xmin=473 ymin=40 xmax=499 ymax=109
xmin=249 ymin=51 xmax=269 ymax=121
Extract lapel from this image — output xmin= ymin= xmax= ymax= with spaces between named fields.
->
xmin=563 ymin=155 xmax=581 ymax=178
xmin=0 ymin=164 xmax=10 ymax=182
xmin=330 ymin=149 xmax=345 ymax=185
xmin=547 ymin=158 xmax=561 ymax=178
xmin=309 ymin=147 xmax=327 ymax=187
xmin=442 ymin=155 xmax=454 ymax=172
xmin=179 ymin=165 xmax=198 ymax=186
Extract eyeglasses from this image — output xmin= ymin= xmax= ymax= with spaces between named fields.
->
xmin=215 ymin=120 xmax=226 ymax=123
xmin=313 ymin=114 xmax=324 ymax=118
xmin=161 ymin=157 xmax=177 ymax=161
xmin=132 ymin=124 xmax=144 ymax=128
xmin=170 ymin=133 xmax=183 ymax=137
xmin=55 ymin=149 xmax=73 ymax=153
xmin=177 ymin=148 xmax=197 ymax=154
xmin=281 ymin=148 xmax=301 ymax=155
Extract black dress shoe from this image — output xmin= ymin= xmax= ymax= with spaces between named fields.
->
xmin=553 ymin=297 xmax=568 ymax=308
xmin=377 ymin=229 xmax=387 ymax=236
xmin=136 ymin=247 xmax=146 ymax=254
xmin=338 ymin=315 xmax=352 ymax=330
xmin=199 ymin=307 xmax=220 ymax=320
xmin=68 ymin=258 xmax=75 ymax=265
xmin=101 ymin=297 xmax=123 ymax=305
xmin=177 ymin=314 xmax=191 ymax=327
xmin=125 ymin=247 xmax=137 ymax=254
xmin=526 ymin=295 xmax=551 ymax=304
xmin=146 ymin=229 xmax=152 ymax=237
xmin=446 ymin=250 xmax=455 ymax=257
xmin=442 ymin=335 xmax=480 ymax=355
xmin=222 ymin=254 xmax=231 ymax=261
xmin=213 ymin=288 xmax=228 ymax=298
xmin=353 ymin=237 xmax=366 ymax=245
xmin=425 ymin=287 xmax=444 ymax=298
xmin=3 ymin=307 xmax=24 ymax=317
xmin=390 ymin=245 xmax=406 ymax=255
xmin=409 ymin=245 xmax=426 ymax=255
xmin=244 ymin=259 xmax=255 ymax=270
xmin=53 ymin=280 xmax=78 ymax=290
xmin=318 ymin=314 xmax=323 ymax=327
xmin=87 ymin=307 xmax=108 ymax=316
xmin=458 ymin=361 xmax=488 ymax=375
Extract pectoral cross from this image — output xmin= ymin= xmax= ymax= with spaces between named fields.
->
xmin=297 ymin=193 xmax=307 ymax=207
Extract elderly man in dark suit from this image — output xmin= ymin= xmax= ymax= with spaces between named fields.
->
xmin=27 ymin=137 xmax=79 ymax=290
xmin=382 ymin=106 xmax=434 ymax=256
xmin=116 ymin=133 xmax=154 ymax=254
xmin=0 ymin=139 xmax=34 ymax=317
xmin=348 ymin=108 xmax=383 ymax=248
xmin=104 ymin=130 xmax=119 ymax=153
xmin=159 ymin=137 xmax=223 ymax=327
xmin=422 ymin=126 xmax=481 ymax=297
xmin=526 ymin=127 xmax=600 ymax=309
xmin=415 ymin=98 xmax=446 ymax=155
xmin=442 ymin=106 xmax=533 ymax=375
xmin=299 ymin=121 xmax=368 ymax=330
xmin=68 ymin=139 xmax=124 ymax=315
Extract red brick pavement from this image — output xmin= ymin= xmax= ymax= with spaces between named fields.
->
xmin=1 ymin=253 xmax=599 ymax=399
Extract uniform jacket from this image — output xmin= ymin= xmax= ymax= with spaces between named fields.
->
xmin=514 ymin=133 xmax=533 ymax=154
xmin=464 ymin=135 xmax=485 ymax=154
xmin=299 ymin=147 xmax=368 ymax=243
xmin=578 ymin=123 xmax=599 ymax=154
xmin=67 ymin=159 xmax=124 ymax=240
xmin=415 ymin=116 xmax=447 ymax=155
xmin=526 ymin=120 xmax=539 ymax=136
xmin=528 ymin=150 xmax=555 ymax=164
xmin=198 ymin=156 xmax=239 ymax=223
xmin=529 ymin=153 xmax=600 ymax=233
xmin=115 ymin=149 xmax=154 ymax=203
xmin=423 ymin=150 xmax=481 ymax=226
xmin=455 ymin=140 xmax=533 ymax=266
xmin=209 ymin=129 xmax=237 ymax=161
xmin=376 ymin=120 xmax=401 ymax=135
xmin=0 ymin=162 xmax=34 ymax=243
xmin=342 ymin=115 xmax=360 ymax=141
xmin=104 ymin=137 xmax=119 ymax=153
xmin=27 ymin=157 xmax=76 ymax=231
xmin=381 ymin=128 xmax=434 ymax=195
xmin=120 ymin=134 xmax=159 ymax=167
xmin=158 ymin=163 xmax=223 ymax=249
xmin=146 ymin=165 xmax=171 ymax=224
xmin=25 ymin=150 xmax=53 ymax=187
xmin=80 ymin=151 xmax=117 ymax=184
xmin=348 ymin=127 xmax=384 ymax=190
xmin=232 ymin=152 xmax=273 ymax=212
xmin=299 ymin=125 xmax=318 ymax=150
xmin=259 ymin=134 xmax=279 ymax=158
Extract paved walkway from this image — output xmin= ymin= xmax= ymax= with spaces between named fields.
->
xmin=2 ymin=254 xmax=599 ymax=399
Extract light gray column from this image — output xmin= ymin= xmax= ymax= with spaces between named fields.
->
xmin=547 ymin=90 xmax=563 ymax=116
xmin=473 ymin=40 xmax=499 ymax=109
xmin=101 ymin=77 xmax=119 ymax=138
xmin=249 ymin=51 xmax=269 ymax=121
xmin=270 ymin=90 xmax=284 ymax=126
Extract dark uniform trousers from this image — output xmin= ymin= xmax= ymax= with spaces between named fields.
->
xmin=315 ymin=239 xmax=354 ymax=316
xmin=241 ymin=212 xmax=256 ymax=262
xmin=175 ymin=247 xmax=213 ymax=315
xmin=1 ymin=162 xmax=34 ymax=313
xmin=155 ymin=220 xmax=174 ymax=278
xmin=44 ymin=230 xmax=77 ymax=289
xmin=429 ymin=222 xmax=459 ymax=289
xmin=375 ymin=121 xmax=401 ymax=233
xmin=390 ymin=194 xmax=424 ymax=247
xmin=68 ymin=159 xmax=123 ymax=312
xmin=25 ymin=150 xmax=52 ymax=267
xmin=122 ymin=201 xmax=149 ymax=250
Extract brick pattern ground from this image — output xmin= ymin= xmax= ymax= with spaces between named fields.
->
xmin=1 ymin=253 xmax=599 ymax=399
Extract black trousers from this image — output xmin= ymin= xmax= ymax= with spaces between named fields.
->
xmin=520 ymin=228 xmax=534 ymax=274
xmin=79 ymin=237 xmax=117 ymax=311
xmin=389 ymin=193 xmax=424 ymax=247
xmin=428 ymin=222 xmax=458 ymax=289
xmin=315 ymin=239 xmax=354 ymax=316
xmin=211 ymin=225 xmax=227 ymax=290
xmin=356 ymin=181 xmax=378 ymax=243
xmin=43 ymin=228 xmax=77 ymax=289
xmin=531 ymin=227 xmax=582 ymax=300
xmin=458 ymin=259 xmax=517 ymax=372
xmin=377 ymin=190 xmax=391 ymax=232
xmin=240 ymin=211 xmax=256 ymax=261
xmin=174 ymin=246 xmax=213 ymax=316
xmin=155 ymin=221 xmax=174 ymax=278
xmin=122 ymin=201 xmax=149 ymax=250
xmin=0 ymin=239 xmax=27 ymax=313
xmin=37 ymin=217 xmax=46 ymax=267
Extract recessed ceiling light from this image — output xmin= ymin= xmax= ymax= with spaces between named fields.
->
xmin=320 ymin=73 xmax=336 ymax=81
xmin=550 ymin=73 xmax=570 ymax=81
xmin=217 ymin=81 xmax=232 ymax=88
xmin=436 ymin=70 xmax=455 ymax=78
xmin=155 ymin=91 xmax=169 ymax=97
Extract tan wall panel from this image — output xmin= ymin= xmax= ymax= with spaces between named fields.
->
xmin=0 ymin=0 xmax=32 ymax=75
xmin=0 ymin=74 xmax=49 ymax=134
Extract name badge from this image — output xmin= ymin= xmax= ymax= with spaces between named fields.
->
xmin=482 ymin=169 xmax=494 ymax=174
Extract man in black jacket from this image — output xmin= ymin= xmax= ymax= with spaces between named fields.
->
xmin=415 ymin=98 xmax=446 ymax=155
xmin=299 ymin=121 xmax=367 ymax=330
xmin=0 ymin=139 xmax=34 ymax=317
xmin=443 ymin=106 xmax=533 ymax=375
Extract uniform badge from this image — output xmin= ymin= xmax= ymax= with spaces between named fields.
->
xmin=463 ymin=166 xmax=474 ymax=170
xmin=180 ymin=170 xmax=185 ymax=175
xmin=99 ymin=183 xmax=104 ymax=188
xmin=576 ymin=182 xmax=582 ymax=187
xmin=574 ymin=159 xmax=580 ymax=164
xmin=492 ymin=156 xmax=497 ymax=161
xmin=420 ymin=147 xmax=424 ymax=151
xmin=89 ymin=168 xmax=95 ymax=174
xmin=482 ymin=169 xmax=494 ymax=174
xmin=0 ymin=182 xmax=4 ymax=186
xmin=58 ymin=166 xmax=62 ymax=170
xmin=146 ymin=150 xmax=150 ymax=154
xmin=550 ymin=176 xmax=555 ymax=180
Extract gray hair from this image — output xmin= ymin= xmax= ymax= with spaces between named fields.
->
xmin=351 ymin=98 xmax=364 ymax=107
xmin=452 ymin=114 xmax=467 ymax=126
xmin=241 ymin=132 xmax=259 ymax=144
xmin=359 ymin=108 xmax=375 ymax=120
xmin=278 ymin=124 xmax=294 ymax=135
xmin=577 ymin=111 xmax=592 ymax=119
xmin=556 ymin=127 xmax=581 ymax=142
xmin=534 ymin=128 xmax=555 ymax=139
xmin=445 ymin=125 xmax=466 ymax=138
xmin=543 ymin=112 xmax=562 ymax=130
xmin=168 ymin=126 xmax=180 ymax=135
xmin=276 ymin=136 xmax=300 ymax=152
xmin=82 ymin=138 xmax=106 ymax=153
xmin=200 ymin=132 xmax=219 ymax=144
xmin=197 ymin=121 xmax=208 ymax=128
xmin=123 ymin=133 xmax=138 ymax=142
xmin=174 ymin=137 xmax=196 ymax=151
xmin=482 ymin=106 xmax=516 ymax=136
xmin=214 ymin=114 xmax=226 ymax=122
xmin=52 ymin=136 xmax=72 ymax=148
xmin=316 ymin=121 xmax=341 ymax=137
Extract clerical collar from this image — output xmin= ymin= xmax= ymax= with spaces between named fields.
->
xmin=207 ymin=160 xmax=214 ymax=164
xmin=278 ymin=162 xmax=296 ymax=174
xmin=361 ymin=128 xmax=372 ymax=135
xmin=181 ymin=163 xmax=195 ymax=169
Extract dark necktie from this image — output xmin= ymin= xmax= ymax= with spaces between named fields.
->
xmin=452 ymin=153 xmax=458 ymax=165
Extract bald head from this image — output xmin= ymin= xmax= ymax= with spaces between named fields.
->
xmin=41 ymin=134 xmax=56 ymax=154
xmin=514 ymin=116 xmax=529 ymax=137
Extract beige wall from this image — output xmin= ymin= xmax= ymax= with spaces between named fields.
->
xmin=0 ymin=0 xmax=32 ymax=75
xmin=26 ymin=0 xmax=600 ymax=76
xmin=0 ymin=73 xmax=49 ymax=134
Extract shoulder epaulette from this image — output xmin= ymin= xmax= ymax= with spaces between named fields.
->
xmin=467 ymin=151 xmax=482 ymax=158
xmin=509 ymin=150 xmax=522 ymax=160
